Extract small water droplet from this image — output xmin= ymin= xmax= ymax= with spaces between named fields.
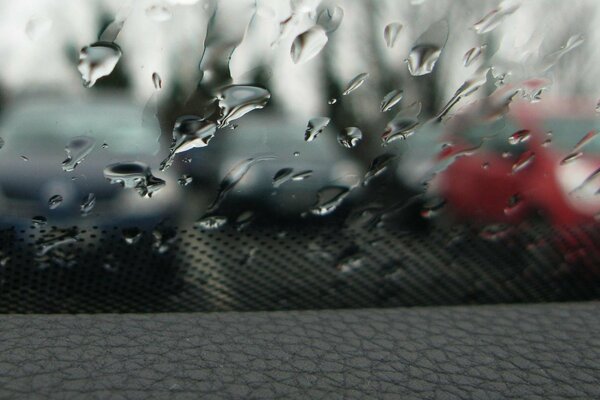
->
xmin=596 ymin=99 xmax=600 ymax=114
xmin=273 ymin=168 xmax=294 ymax=188
xmin=152 ymin=229 xmax=176 ymax=254
xmin=21 ymin=155 xmax=29 ymax=162
xmin=292 ymin=170 xmax=312 ymax=181
xmin=316 ymin=6 xmax=344 ymax=33
xmin=236 ymin=211 xmax=254 ymax=230
xmin=383 ymin=22 xmax=402 ymax=48
xmin=32 ymin=216 xmax=47 ymax=227
xmin=25 ymin=16 xmax=52 ymax=41
xmin=504 ymin=193 xmax=523 ymax=216
xmin=101 ymin=143 xmax=109 ymax=149
xmin=122 ymin=227 xmax=142 ymax=245
xmin=342 ymin=72 xmax=369 ymax=96
xmin=80 ymin=193 xmax=96 ymax=216
xmin=382 ymin=101 xmax=421 ymax=143
xmin=508 ymin=129 xmax=531 ymax=145
xmin=406 ymin=20 xmax=448 ymax=76
xmin=103 ymin=161 xmax=165 ymax=198
xmin=216 ymin=84 xmax=271 ymax=128
xmin=364 ymin=154 xmax=396 ymax=186
xmin=512 ymin=151 xmax=535 ymax=174
xmin=380 ymin=89 xmax=403 ymax=112
xmin=48 ymin=195 xmax=63 ymax=210
xmin=310 ymin=186 xmax=352 ymax=216
xmin=146 ymin=3 xmax=172 ymax=21
xmin=195 ymin=215 xmax=228 ymax=230
xmin=291 ymin=26 xmax=328 ymax=64
xmin=178 ymin=174 xmax=193 ymax=186
xmin=182 ymin=157 xmax=192 ymax=164
xmin=480 ymin=223 xmax=512 ymax=241
xmin=77 ymin=41 xmax=122 ymax=88
xmin=62 ymin=136 xmax=96 ymax=172
xmin=482 ymin=161 xmax=490 ymax=170
xmin=463 ymin=44 xmax=486 ymax=67
xmin=560 ymin=152 xmax=582 ymax=165
xmin=230 ymin=123 xmax=238 ymax=130
xmin=304 ymin=117 xmax=330 ymax=142
xmin=293 ymin=151 xmax=300 ymax=157
xmin=338 ymin=127 xmax=362 ymax=148
xmin=473 ymin=1 xmax=519 ymax=34
xmin=328 ymin=97 xmax=337 ymax=105
xmin=152 ymin=72 xmax=162 ymax=89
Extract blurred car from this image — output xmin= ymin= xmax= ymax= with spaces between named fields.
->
xmin=0 ymin=94 xmax=182 ymax=229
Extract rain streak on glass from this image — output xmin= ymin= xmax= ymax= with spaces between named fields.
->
xmin=380 ymin=89 xmax=403 ymax=112
xmin=316 ymin=6 xmax=344 ymax=33
xmin=216 ymin=85 xmax=271 ymax=128
xmin=472 ymin=1 xmax=519 ymax=34
xmin=80 ymin=193 xmax=96 ymax=216
xmin=342 ymin=73 xmax=369 ymax=96
xmin=291 ymin=26 xmax=328 ymax=64
xmin=77 ymin=42 xmax=122 ymax=88
xmin=48 ymin=195 xmax=63 ymax=210
xmin=103 ymin=161 xmax=166 ymax=198
xmin=406 ymin=20 xmax=448 ymax=76
xmin=62 ymin=136 xmax=96 ymax=172
xmin=25 ymin=16 xmax=52 ymax=41
xmin=383 ymin=22 xmax=402 ymax=48
xmin=305 ymin=117 xmax=330 ymax=142
xmin=145 ymin=4 xmax=172 ymax=21
xmin=338 ymin=127 xmax=363 ymax=148
xmin=152 ymin=72 xmax=162 ymax=89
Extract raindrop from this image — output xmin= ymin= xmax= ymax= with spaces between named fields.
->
xmin=21 ymin=155 xmax=29 ymax=162
xmin=101 ymin=143 xmax=109 ymax=149
xmin=77 ymin=41 xmax=122 ymax=88
xmin=380 ymin=89 xmax=403 ymax=112
xmin=32 ymin=216 xmax=47 ymax=227
xmin=207 ymin=155 xmax=276 ymax=212
xmin=336 ymin=253 xmax=364 ymax=273
xmin=25 ymin=16 xmax=52 ymax=41
xmin=62 ymin=136 xmax=96 ymax=172
xmin=293 ymin=151 xmax=300 ymax=157
xmin=195 ymin=215 xmax=228 ymax=230
xmin=480 ymin=224 xmax=512 ymax=241
xmin=216 ymin=84 xmax=271 ymax=128
xmin=152 ymin=229 xmax=176 ymax=254
xmin=363 ymin=154 xmax=396 ymax=186
xmin=560 ymin=152 xmax=582 ymax=165
xmin=48 ymin=195 xmax=63 ymax=210
xmin=473 ymin=1 xmax=519 ymax=34
xmin=316 ymin=6 xmax=344 ymax=33
xmin=235 ymin=211 xmax=254 ymax=230
xmin=145 ymin=4 xmax=172 ymax=21
xmin=504 ymin=193 xmax=523 ymax=216
xmin=160 ymin=116 xmax=217 ymax=170
xmin=122 ymin=227 xmax=142 ymax=245
xmin=571 ymin=130 xmax=598 ymax=153
xmin=482 ymin=161 xmax=490 ymax=169
xmin=342 ymin=72 xmax=369 ymax=96
xmin=292 ymin=170 xmax=312 ymax=181
xmin=512 ymin=151 xmax=535 ymax=174
xmin=508 ymin=129 xmax=531 ymax=145
xmin=80 ymin=193 xmax=96 ymax=216
xmin=291 ymin=26 xmax=328 ymax=64
xmin=152 ymin=72 xmax=162 ymax=89
xmin=435 ymin=67 xmax=490 ymax=121
xmin=571 ymin=167 xmax=600 ymax=194
xmin=382 ymin=102 xmax=421 ymax=143
xmin=309 ymin=186 xmax=352 ymax=216
xmin=463 ymin=44 xmax=486 ymax=67
xmin=596 ymin=99 xmax=600 ymax=114
xmin=182 ymin=157 xmax=192 ymax=164
xmin=37 ymin=235 xmax=78 ymax=257
xmin=383 ymin=22 xmax=402 ymax=48
xmin=273 ymin=168 xmax=294 ymax=188
xmin=177 ymin=174 xmax=193 ymax=186
xmin=103 ymin=161 xmax=165 ymax=198
xmin=328 ymin=98 xmax=337 ymax=105
xmin=338 ymin=127 xmax=363 ymax=148
xmin=406 ymin=20 xmax=448 ymax=76
xmin=541 ymin=34 xmax=584 ymax=72
xmin=305 ymin=117 xmax=330 ymax=142
xmin=0 ymin=137 xmax=4 ymax=149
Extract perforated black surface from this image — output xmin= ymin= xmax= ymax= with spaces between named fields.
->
xmin=0 ymin=217 xmax=598 ymax=313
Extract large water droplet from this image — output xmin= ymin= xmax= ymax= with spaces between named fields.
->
xmin=309 ymin=186 xmax=351 ymax=216
xmin=216 ymin=84 xmax=271 ymax=128
xmin=473 ymin=1 xmax=519 ymax=34
xmin=48 ymin=195 xmax=63 ymax=210
xmin=338 ymin=127 xmax=363 ymax=148
xmin=62 ymin=136 xmax=96 ymax=172
xmin=25 ymin=16 xmax=52 ymax=41
xmin=363 ymin=154 xmax=396 ymax=186
xmin=77 ymin=42 xmax=122 ymax=88
xmin=80 ymin=193 xmax=96 ymax=216
xmin=316 ymin=6 xmax=344 ymax=33
xmin=406 ymin=20 xmax=448 ymax=76
xmin=383 ymin=22 xmax=402 ymax=48
xmin=382 ymin=102 xmax=421 ymax=143
xmin=291 ymin=26 xmax=328 ymax=64
xmin=103 ymin=161 xmax=166 ymax=198
xmin=146 ymin=4 xmax=172 ymax=21
xmin=152 ymin=72 xmax=162 ymax=89
xmin=463 ymin=44 xmax=486 ymax=67
xmin=273 ymin=168 xmax=294 ymax=188
xmin=380 ymin=89 xmax=403 ymax=112
xmin=305 ymin=117 xmax=330 ymax=142
xmin=160 ymin=116 xmax=217 ymax=170
xmin=342 ymin=72 xmax=369 ymax=96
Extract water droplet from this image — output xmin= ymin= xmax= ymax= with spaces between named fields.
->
xmin=77 ymin=41 xmax=122 ymax=88
xmin=406 ymin=20 xmax=448 ymax=76
xmin=62 ymin=136 xmax=96 ymax=172
xmin=32 ymin=216 xmax=47 ymax=227
xmin=101 ymin=143 xmax=109 ymax=149
xmin=152 ymin=229 xmax=176 ymax=254
xmin=235 ymin=211 xmax=255 ymax=230
xmin=160 ymin=116 xmax=217 ymax=170
xmin=508 ymin=129 xmax=531 ymax=145
xmin=21 ymin=155 xmax=29 ymax=162
xmin=328 ymin=97 xmax=337 ymax=105
xmin=504 ymin=193 xmax=523 ymax=216
xmin=541 ymin=34 xmax=584 ymax=72
xmin=195 ymin=215 xmax=228 ymax=230
xmin=435 ymin=67 xmax=490 ymax=121
xmin=380 ymin=90 xmax=403 ymax=112
xmin=342 ymin=72 xmax=369 ymax=96
xmin=216 ymin=84 xmax=271 ymax=128
xmin=512 ymin=151 xmax=535 ymax=174
xmin=182 ymin=157 xmax=192 ymax=164
xmin=146 ymin=4 xmax=172 ymax=21
xmin=596 ymin=99 xmax=600 ymax=114
xmin=316 ymin=6 xmax=344 ymax=33
xmin=122 ymin=227 xmax=142 ymax=245
xmin=103 ymin=161 xmax=166 ymax=198
xmin=37 ymin=235 xmax=78 ymax=258
xmin=482 ymin=161 xmax=490 ymax=170
xmin=480 ymin=224 xmax=512 ymax=241
xmin=463 ymin=44 xmax=486 ymax=67
xmin=560 ymin=152 xmax=582 ymax=165
xmin=80 ymin=193 xmax=96 ymax=216
xmin=207 ymin=156 xmax=276 ymax=212
xmin=273 ymin=168 xmax=294 ymax=188
xmin=178 ymin=174 xmax=193 ymax=186
xmin=382 ymin=102 xmax=421 ymax=143
xmin=292 ymin=170 xmax=312 ymax=181
xmin=305 ymin=117 xmax=330 ymax=142
xmin=291 ymin=26 xmax=328 ymax=64
xmin=293 ymin=151 xmax=300 ymax=157
xmin=336 ymin=253 xmax=364 ymax=273
xmin=338 ymin=127 xmax=363 ymax=148
xmin=571 ymin=130 xmax=598 ymax=153
xmin=48 ymin=195 xmax=63 ymax=210
xmin=473 ymin=1 xmax=519 ymax=34
xmin=152 ymin=72 xmax=162 ymax=89
xmin=25 ymin=16 xmax=52 ymax=41
xmin=383 ymin=22 xmax=402 ymax=48
xmin=363 ymin=153 xmax=396 ymax=186
xmin=309 ymin=186 xmax=351 ymax=216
